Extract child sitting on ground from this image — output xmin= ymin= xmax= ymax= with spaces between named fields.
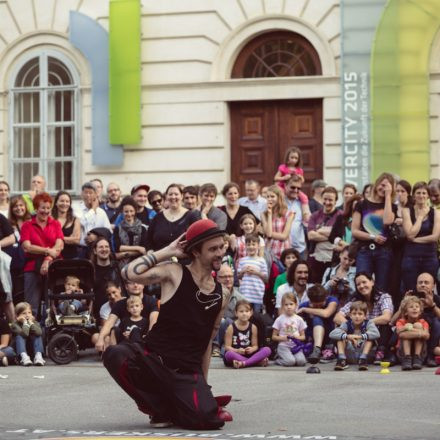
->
xmin=0 ymin=316 xmax=15 ymax=366
xmin=330 ymin=301 xmax=379 ymax=371
xmin=236 ymin=234 xmax=268 ymax=313
xmin=119 ymin=295 xmax=148 ymax=342
xmin=297 ymin=283 xmax=338 ymax=363
xmin=10 ymin=302 xmax=45 ymax=366
xmin=57 ymin=275 xmax=85 ymax=316
xmin=272 ymin=293 xmax=309 ymax=367
xmin=396 ymin=295 xmax=430 ymax=371
xmin=223 ymin=300 xmax=271 ymax=368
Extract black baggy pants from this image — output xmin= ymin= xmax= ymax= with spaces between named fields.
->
xmin=103 ymin=342 xmax=224 ymax=430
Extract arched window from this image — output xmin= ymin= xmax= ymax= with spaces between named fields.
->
xmin=10 ymin=52 xmax=79 ymax=192
xmin=232 ymin=31 xmax=322 ymax=78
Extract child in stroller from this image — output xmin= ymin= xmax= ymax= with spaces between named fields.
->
xmin=57 ymin=275 xmax=86 ymax=316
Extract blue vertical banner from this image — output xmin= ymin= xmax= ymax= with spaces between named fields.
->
xmin=341 ymin=0 xmax=386 ymax=189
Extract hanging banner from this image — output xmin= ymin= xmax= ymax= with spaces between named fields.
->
xmin=341 ymin=0 xmax=386 ymax=189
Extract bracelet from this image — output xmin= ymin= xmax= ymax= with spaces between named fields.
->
xmin=44 ymin=256 xmax=53 ymax=262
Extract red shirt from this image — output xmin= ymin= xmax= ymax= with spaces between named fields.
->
xmin=20 ymin=216 xmax=64 ymax=272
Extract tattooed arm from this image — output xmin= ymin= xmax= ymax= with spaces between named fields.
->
xmin=121 ymin=233 xmax=188 ymax=285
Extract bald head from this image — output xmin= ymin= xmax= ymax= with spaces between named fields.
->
xmin=216 ymin=264 xmax=234 ymax=289
xmin=416 ymin=272 xmax=435 ymax=294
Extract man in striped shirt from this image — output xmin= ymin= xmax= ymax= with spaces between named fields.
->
xmin=237 ymin=234 xmax=268 ymax=313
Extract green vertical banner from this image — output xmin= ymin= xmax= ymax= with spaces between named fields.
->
xmin=109 ymin=0 xmax=141 ymax=145
xmin=371 ymin=0 xmax=440 ymax=182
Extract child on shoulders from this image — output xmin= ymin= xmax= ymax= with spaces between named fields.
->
xmin=272 ymin=293 xmax=309 ymax=366
xmin=396 ymin=295 xmax=430 ymax=370
xmin=224 ymin=300 xmax=271 ymax=368
xmin=330 ymin=301 xmax=379 ymax=371
xmin=237 ymin=233 xmax=268 ymax=313
xmin=10 ymin=302 xmax=45 ymax=366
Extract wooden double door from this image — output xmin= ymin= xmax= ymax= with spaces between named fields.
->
xmin=230 ymin=99 xmax=323 ymax=195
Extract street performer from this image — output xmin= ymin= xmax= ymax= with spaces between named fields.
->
xmin=102 ymin=219 xmax=231 ymax=429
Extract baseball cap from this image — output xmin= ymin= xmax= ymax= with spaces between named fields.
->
xmin=131 ymin=184 xmax=150 ymax=195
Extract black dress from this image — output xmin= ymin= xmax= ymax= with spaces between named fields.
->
xmin=218 ymin=205 xmax=258 ymax=236
xmin=61 ymin=219 xmax=79 ymax=259
xmin=146 ymin=210 xmax=201 ymax=251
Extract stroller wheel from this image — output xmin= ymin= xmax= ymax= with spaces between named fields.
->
xmin=47 ymin=332 xmax=78 ymax=364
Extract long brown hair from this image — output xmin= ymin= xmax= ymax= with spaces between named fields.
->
xmin=8 ymin=195 xmax=31 ymax=229
xmin=266 ymin=185 xmax=288 ymax=217
xmin=372 ymin=172 xmax=396 ymax=201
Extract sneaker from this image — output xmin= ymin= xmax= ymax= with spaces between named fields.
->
xmin=401 ymin=355 xmax=412 ymax=371
xmin=211 ymin=346 xmax=221 ymax=357
xmin=320 ymin=348 xmax=335 ymax=363
xmin=0 ymin=354 xmax=8 ymax=367
xmin=33 ymin=352 xmax=45 ymax=366
xmin=308 ymin=347 xmax=321 ymax=364
xmin=358 ymin=358 xmax=368 ymax=371
xmin=20 ymin=353 xmax=33 ymax=367
xmin=149 ymin=415 xmax=173 ymax=428
xmin=412 ymin=355 xmax=423 ymax=370
xmin=334 ymin=358 xmax=348 ymax=370
xmin=373 ymin=349 xmax=385 ymax=365
xmin=426 ymin=356 xmax=437 ymax=368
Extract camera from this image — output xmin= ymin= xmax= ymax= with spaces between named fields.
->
xmin=335 ymin=278 xmax=350 ymax=297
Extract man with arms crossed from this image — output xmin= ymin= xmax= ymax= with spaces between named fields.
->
xmin=103 ymin=219 xmax=231 ymax=429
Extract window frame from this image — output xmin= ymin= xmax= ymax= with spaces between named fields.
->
xmin=8 ymin=49 xmax=81 ymax=194
xmin=232 ymin=31 xmax=322 ymax=79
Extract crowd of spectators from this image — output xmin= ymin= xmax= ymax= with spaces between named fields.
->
xmin=0 ymin=170 xmax=439 ymax=372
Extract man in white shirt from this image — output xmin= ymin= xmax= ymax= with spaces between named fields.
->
xmin=74 ymin=182 xmax=112 ymax=256
xmin=285 ymin=176 xmax=309 ymax=258
xmin=238 ymin=179 xmax=267 ymax=220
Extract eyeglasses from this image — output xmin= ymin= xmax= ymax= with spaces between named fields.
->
xmin=217 ymin=275 xmax=233 ymax=279
xmin=288 ymin=186 xmax=300 ymax=191
xmin=151 ymin=199 xmax=162 ymax=205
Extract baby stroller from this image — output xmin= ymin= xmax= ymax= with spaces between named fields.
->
xmin=45 ymin=259 xmax=97 ymax=364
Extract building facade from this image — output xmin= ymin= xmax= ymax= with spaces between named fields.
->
xmin=0 ymin=0 xmax=438 ymax=195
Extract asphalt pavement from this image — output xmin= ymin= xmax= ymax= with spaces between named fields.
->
xmin=0 ymin=353 xmax=439 ymax=440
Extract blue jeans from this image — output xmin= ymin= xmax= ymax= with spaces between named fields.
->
xmin=401 ymin=253 xmax=439 ymax=293
xmin=0 ymin=346 xmax=16 ymax=361
xmin=24 ymin=272 xmax=44 ymax=317
xmin=213 ymin=317 xmax=233 ymax=349
xmin=356 ymin=246 xmax=393 ymax=292
xmin=305 ymin=315 xmax=335 ymax=346
xmin=58 ymin=299 xmax=83 ymax=315
xmin=15 ymin=334 xmax=44 ymax=356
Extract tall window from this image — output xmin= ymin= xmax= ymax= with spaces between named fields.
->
xmin=10 ymin=52 xmax=79 ymax=192
xmin=232 ymin=31 xmax=322 ymax=78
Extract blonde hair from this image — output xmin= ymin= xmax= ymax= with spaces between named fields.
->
xmin=349 ymin=301 xmax=368 ymax=315
xmin=127 ymin=295 xmax=143 ymax=308
xmin=281 ymin=292 xmax=297 ymax=306
xmin=266 ymin=185 xmax=288 ymax=217
xmin=65 ymin=275 xmax=81 ymax=288
xmin=372 ymin=172 xmax=396 ymax=200
xmin=400 ymin=295 xmax=424 ymax=319
xmin=15 ymin=302 xmax=32 ymax=316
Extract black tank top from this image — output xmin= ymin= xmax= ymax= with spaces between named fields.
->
xmin=62 ymin=220 xmax=79 ymax=259
xmin=144 ymin=264 xmax=223 ymax=372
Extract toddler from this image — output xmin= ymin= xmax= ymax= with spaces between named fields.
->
xmin=10 ymin=302 xmax=45 ymax=366
xmin=396 ymin=295 xmax=430 ymax=370
xmin=223 ymin=300 xmax=271 ymax=368
xmin=272 ymin=293 xmax=309 ymax=366
xmin=330 ymin=301 xmax=379 ymax=370
xmin=119 ymin=295 xmax=148 ymax=342
xmin=58 ymin=275 xmax=84 ymax=316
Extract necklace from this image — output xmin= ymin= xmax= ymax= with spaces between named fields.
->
xmin=195 ymin=290 xmax=222 ymax=310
